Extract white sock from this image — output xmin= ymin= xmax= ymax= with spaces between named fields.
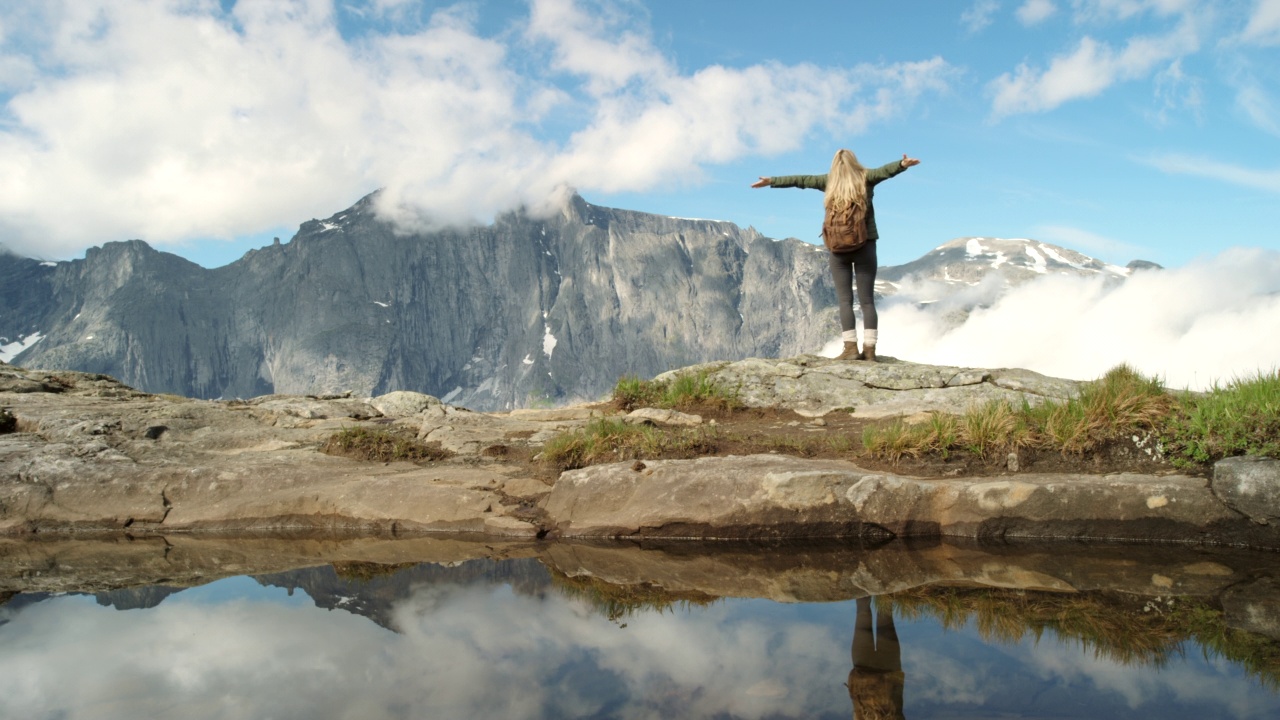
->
xmin=841 ymin=329 xmax=858 ymax=343
xmin=863 ymin=329 xmax=878 ymax=346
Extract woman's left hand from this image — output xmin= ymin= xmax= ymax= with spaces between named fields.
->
xmin=900 ymin=154 xmax=921 ymax=168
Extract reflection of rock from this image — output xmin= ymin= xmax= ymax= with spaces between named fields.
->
xmin=94 ymin=586 xmax=185 ymax=610
xmin=254 ymin=558 xmax=553 ymax=631
xmin=537 ymin=539 xmax=1276 ymax=604
xmin=0 ymin=535 xmax=542 ymax=596
xmin=1222 ymin=577 xmax=1280 ymax=641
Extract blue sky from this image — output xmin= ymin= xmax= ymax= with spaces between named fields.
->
xmin=1 ymin=0 xmax=1277 ymax=270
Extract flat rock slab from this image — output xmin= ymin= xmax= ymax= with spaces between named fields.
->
xmin=544 ymin=454 xmax=1267 ymax=546
xmin=660 ymin=356 xmax=1081 ymax=417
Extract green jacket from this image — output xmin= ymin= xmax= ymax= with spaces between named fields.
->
xmin=769 ymin=160 xmax=907 ymax=243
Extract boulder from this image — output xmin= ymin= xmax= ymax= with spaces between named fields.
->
xmin=662 ymin=356 xmax=1081 ymax=417
xmin=369 ymin=391 xmax=441 ymax=418
xmin=1212 ymin=455 xmax=1280 ymax=525
xmin=543 ymin=454 xmax=1238 ymax=542
xmin=625 ymin=407 xmax=704 ymax=426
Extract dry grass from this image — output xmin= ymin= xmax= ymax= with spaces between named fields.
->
xmin=321 ymin=426 xmax=452 ymax=463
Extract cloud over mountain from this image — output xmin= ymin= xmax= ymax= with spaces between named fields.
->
xmin=0 ymin=0 xmax=952 ymax=259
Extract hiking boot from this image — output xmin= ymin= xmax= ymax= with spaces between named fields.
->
xmin=861 ymin=344 xmax=877 ymax=363
xmin=836 ymin=341 xmax=861 ymax=360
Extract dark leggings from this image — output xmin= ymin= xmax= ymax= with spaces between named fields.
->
xmin=829 ymin=242 xmax=877 ymax=332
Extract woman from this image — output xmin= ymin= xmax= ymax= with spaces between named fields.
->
xmin=752 ymin=150 xmax=920 ymax=362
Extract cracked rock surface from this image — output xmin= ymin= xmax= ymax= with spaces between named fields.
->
xmin=3 ymin=359 xmax=1278 ymax=547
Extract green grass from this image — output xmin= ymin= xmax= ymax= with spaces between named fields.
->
xmin=859 ymin=365 xmax=1280 ymax=467
xmin=321 ymin=426 xmax=452 ymax=463
xmin=612 ymin=369 xmax=742 ymax=413
xmin=861 ymin=364 xmax=1179 ymax=462
xmin=1161 ymin=369 xmax=1280 ymax=466
xmin=540 ymin=418 xmax=718 ymax=471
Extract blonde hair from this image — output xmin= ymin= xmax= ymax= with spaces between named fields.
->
xmin=824 ymin=148 xmax=868 ymax=224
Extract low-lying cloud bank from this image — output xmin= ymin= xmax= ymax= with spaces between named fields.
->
xmin=0 ymin=0 xmax=951 ymax=259
xmin=827 ymin=247 xmax=1280 ymax=391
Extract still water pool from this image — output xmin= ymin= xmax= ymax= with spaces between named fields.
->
xmin=1 ymin=538 xmax=1278 ymax=719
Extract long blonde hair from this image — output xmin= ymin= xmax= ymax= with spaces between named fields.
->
xmin=824 ymin=148 xmax=868 ymax=222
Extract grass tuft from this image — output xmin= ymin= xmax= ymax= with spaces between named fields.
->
xmin=321 ymin=426 xmax=452 ymax=463
xmin=612 ymin=370 xmax=741 ymax=414
xmin=1162 ymin=369 xmax=1280 ymax=466
xmin=861 ymin=364 xmax=1177 ymax=462
xmin=540 ymin=418 xmax=719 ymax=472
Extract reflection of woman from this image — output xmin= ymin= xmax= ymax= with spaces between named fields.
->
xmin=752 ymin=150 xmax=919 ymax=362
xmin=849 ymin=597 xmax=905 ymax=720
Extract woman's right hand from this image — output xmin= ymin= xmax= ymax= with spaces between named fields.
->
xmin=750 ymin=177 xmax=772 ymax=188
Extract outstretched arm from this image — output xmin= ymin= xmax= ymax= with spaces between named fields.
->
xmin=750 ymin=176 xmax=772 ymax=188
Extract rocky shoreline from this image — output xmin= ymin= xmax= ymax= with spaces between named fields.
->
xmin=2 ymin=358 xmax=1278 ymax=548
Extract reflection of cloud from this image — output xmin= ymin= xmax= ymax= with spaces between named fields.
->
xmin=0 ymin=581 xmax=853 ymax=719
xmin=877 ymin=248 xmax=1280 ymax=390
xmin=1019 ymin=636 xmax=1267 ymax=717
xmin=3 ymin=580 xmax=1279 ymax=719
xmin=900 ymin=619 xmax=1280 ymax=718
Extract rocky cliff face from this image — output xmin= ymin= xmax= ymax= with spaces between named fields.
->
xmin=0 ymin=198 xmax=1157 ymax=410
xmin=3 ymin=194 xmax=837 ymax=409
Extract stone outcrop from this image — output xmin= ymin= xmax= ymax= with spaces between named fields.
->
xmin=3 ymin=358 xmax=1278 ymax=548
xmin=543 ymin=454 xmax=1243 ymax=543
xmin=664 ymin=355 xmax=1081 ymax=416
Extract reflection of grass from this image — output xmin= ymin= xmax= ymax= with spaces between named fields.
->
xmin=331 ymin=561 xmax=420 ymax=582
xmin=548 ymin=568 xmax=719 ymax=622
xmin=888 ymin=586 xmax=1280 ymax=688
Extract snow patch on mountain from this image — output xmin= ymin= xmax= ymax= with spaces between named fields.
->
xmin=1 ymin=332 xmax=44 ymax=362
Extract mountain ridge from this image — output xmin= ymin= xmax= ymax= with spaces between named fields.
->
xmin=0 ymin=193 xmax=1157 ymax=409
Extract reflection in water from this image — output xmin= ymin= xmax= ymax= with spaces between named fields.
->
xmin=850 ymin=598 xmax=905 ymax=720
xmin=1 ymin=540 xmax=1280 ymax=719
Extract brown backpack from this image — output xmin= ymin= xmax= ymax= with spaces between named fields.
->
xmin=821 ymin=204 xmax=867 ymax=253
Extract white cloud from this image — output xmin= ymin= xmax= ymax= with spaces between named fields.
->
xmin=1241 ymin=0 xmax=1280 ymax=44
xmin=1144 ymin=152 xmax=1280 ymax=193
xmin=1235 ymin=81 xmax=1280 ymax=135
xmin=1017 ymin=0 xmax=1059 ymax=25
xmin=882 ymin=247 xmax=1280 ymax=391
xmin=988 ymin=20 xmax=1198 ymax=116
xmin=963 ymin=0 xmax=1002 ymax=32
xmin=0 ymin=0 xmax=955 ymax=260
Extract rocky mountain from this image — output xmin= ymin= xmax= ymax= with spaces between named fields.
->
xmin=0 ymin=196 xmax=1157 ymax=410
